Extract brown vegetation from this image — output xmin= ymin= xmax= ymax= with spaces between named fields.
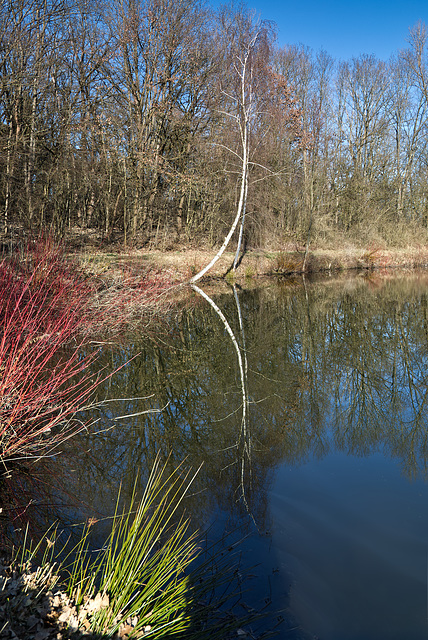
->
xmin=75 ymin=243 xmax=428 ymax=284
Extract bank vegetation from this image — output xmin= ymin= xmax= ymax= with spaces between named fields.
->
xmin=0 ymin=238 xmax=264 ymax=639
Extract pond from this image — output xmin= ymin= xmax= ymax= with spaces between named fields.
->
xmin=28 ymin=271 xmax=428 ymax=639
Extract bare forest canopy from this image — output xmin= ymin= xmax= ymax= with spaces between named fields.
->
xmin=2 ymin=0 xmax=428 ymax=249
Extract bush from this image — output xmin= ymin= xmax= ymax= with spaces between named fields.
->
xmin=0 ymin=238 xmax=99 ymax=463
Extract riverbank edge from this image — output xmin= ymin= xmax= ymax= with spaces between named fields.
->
xmin=76 ymin=244 xmax=428 ymax=285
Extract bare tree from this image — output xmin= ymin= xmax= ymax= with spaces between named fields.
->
xmin=108 ymin=0 xmax=215 ymax=243
xmin=191 ymin=9 xmax=279 ymax=281
xmin=388 ymin=53 xmax=427 ymax=222
xmin=335 ymin=54 xmax=391 ymax=230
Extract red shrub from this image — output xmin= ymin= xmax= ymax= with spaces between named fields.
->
xmin=0 ymin=237 xmax=174 ymax=462
xmin=0 ymin=240 xmax=99 ymax=462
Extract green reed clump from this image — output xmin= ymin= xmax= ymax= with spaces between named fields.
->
xmin=8 ymin=456 xmax=257 ymax=640
xmin=67 ymin=457 xmax=201 ymax=638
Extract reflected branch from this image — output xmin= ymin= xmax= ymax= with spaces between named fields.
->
xmin=191 ymin=284 xmax=253 ymax=519
xmin=191 ymin=284 xmax=247 ymax=426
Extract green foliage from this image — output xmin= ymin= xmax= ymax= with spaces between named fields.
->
xmin=66 ymin=457 xmax=201 ymax=637
xmin=9 ymin=457 xmax=257 ymax=639
xmin=244 ymin=266 xmax=255 ymax=278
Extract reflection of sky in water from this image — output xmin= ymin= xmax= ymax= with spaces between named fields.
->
xmin=39 ymin=274 xmax=428 ymax=639
xmin=269 ymin=453 xmax=428 ymax=640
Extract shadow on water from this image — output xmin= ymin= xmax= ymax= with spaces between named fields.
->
xmin=6 ymin=270 xmax=428 ymax=638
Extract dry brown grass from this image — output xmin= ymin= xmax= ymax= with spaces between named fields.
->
xmin=74 ymin=243 xmax=428 ymax=285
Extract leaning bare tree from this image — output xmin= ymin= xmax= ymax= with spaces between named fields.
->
xmin=190 ymin=10 xmax=274 ymax=282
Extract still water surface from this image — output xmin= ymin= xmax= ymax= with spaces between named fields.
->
xmin=58 ymin=272 xmax=428 ymax=639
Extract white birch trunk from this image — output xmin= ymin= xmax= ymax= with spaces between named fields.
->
xmin=233 ymin=158 xmax=248 ymax=270
xmin=190 ymin=37 xmax=257 ymax=283
xmin=189 ymin=121 xmax=249 ymax=282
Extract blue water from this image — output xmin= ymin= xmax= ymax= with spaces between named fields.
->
xmin=53 ymin=273 xmax=428 ymax=639
xmin=267 ymin=452 xmax=428 ymax=639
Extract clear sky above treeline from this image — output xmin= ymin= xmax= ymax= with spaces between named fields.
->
xmin=211 ymin=0 xmax=428 ymax=61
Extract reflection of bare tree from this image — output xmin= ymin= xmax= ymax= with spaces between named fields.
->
xmin=301 ymin=275 xmax=330 ymax=458
xmin=232 ymin=285 xmax=252 ymax=512
xmin=191 ymin=284 xmax=254 ymax=518
xmin=11 ymin=273 xmax=428 ymax=543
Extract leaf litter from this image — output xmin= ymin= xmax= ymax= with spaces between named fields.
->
xmin=0 ymin=553 xmax=151 ymax=639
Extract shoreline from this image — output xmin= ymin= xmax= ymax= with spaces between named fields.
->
xmin=77 ymin=244 xmax=428 ymax=284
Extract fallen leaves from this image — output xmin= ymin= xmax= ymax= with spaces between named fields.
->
xmin=0 ymin=554 xmax=155 ymax=639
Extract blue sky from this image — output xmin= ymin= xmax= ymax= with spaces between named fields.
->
xmin=213 ymin=1 xmax=428 ymax=61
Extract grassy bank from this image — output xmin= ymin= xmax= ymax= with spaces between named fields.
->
xmin=75 ymin=241 xmax=428 ymax=285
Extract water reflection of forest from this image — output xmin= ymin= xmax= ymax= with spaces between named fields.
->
xmin=41 ymin=272 xmax=428 ymax=532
